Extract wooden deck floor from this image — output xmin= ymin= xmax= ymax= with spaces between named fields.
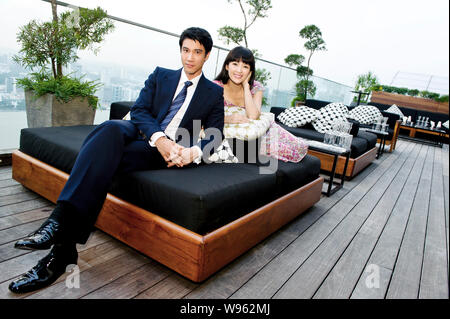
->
xmin=0 ymin=140 xmax=448 ymax=299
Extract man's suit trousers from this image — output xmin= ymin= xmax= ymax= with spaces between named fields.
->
xmin=57 ymin=120 xmax=167 ymax=244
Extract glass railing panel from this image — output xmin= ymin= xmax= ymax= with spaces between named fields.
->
xmin=311 ymin=76 xmax=354 ymax=105
xmin=269 ymin=66 xmax=298 ymax=110
xmin=0 ymin=0 xmax=359 ymax=150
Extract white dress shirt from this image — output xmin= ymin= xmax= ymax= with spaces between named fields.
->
xmin=149 ymin=69 xmax=203 ymax=163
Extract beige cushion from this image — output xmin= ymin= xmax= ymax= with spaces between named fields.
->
xmin=224 ymin=107 xmax=274 ymax=141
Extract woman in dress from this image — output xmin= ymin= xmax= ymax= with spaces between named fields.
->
xmin=214 ymin=46 xmax=308 ymax=163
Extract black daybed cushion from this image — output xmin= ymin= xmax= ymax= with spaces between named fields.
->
xmin=357 ymin=130 xmax=377 ymax=149
xmin=19 ymin=125 xmax=321 ymax=233
xmin=20 ymin=125 xmax=96 ymax=174
xmin=110 ymin=101 xmax=134 ymax=120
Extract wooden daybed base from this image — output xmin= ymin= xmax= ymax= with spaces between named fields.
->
xmin=12 ymin=150 xmax=323 ymax=282
xmin=307 ymin=146 xmax=377 ymax=178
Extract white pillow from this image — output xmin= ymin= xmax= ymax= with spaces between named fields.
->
xmin=277 ymin=106 xmax=319 ymax=127
xmin=312 ymin=102 xmax=349 ymax=133
xmin=348 ymin=105 xmax=383 ymax=125
xmin=224 ymin=107 xmax=274 ymax=141
xmin=385 ymin=104 xmax=405 ymax=118
xmin=443 ymin=120 xmax=449 ymax=129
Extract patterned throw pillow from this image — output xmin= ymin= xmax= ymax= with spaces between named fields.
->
xmin=277 ymin=106 xmax=319 ymax=127
xmin=208 ymin=139 xmax=239 ymax=163
xmin=224 ymin=107 xmax=274 ymax=141
xmin=312 ymin=102 xmax=349 ymax=133
xmin=443 ymin=120 xmax=449 ymax=129
xmin=385 ymin=104 xmax=405 ymax=118
xmin=348 ymin=105 xmax=383 ymax=125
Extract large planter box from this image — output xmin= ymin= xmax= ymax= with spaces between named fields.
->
xmin=25 ymin=90 xmax=96 ymax=128
xmin=370 ymin=91 xmax=449 ymax=115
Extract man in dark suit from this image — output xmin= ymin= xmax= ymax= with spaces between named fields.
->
xmin=9 ymin=27 xmax=224 ymax=294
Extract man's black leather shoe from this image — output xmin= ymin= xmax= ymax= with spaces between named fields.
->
xmin=14 ymin=219 xmax=62 ymax=250
xmin=8 ymin=244 xmax=78 ymax=294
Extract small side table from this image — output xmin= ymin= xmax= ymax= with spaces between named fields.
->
xmin=307 ymin=140 xmax=350 ymax=196
xmin=362 ymin=128 xmax=389 ymax=158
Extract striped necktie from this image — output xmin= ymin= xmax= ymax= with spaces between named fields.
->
xmin=160 ymin=81 xmax=193 ymax=131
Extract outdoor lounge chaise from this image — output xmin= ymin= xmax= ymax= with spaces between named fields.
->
xmin=12 ymin=107 xmax=323 ymax=282
xmin=270 ymin=106 xmax=378 ymax=178
xmin=305 ymin=99 xmax=403 ymax=152
xmin=368 ymin=102 xmax=449 ymax=144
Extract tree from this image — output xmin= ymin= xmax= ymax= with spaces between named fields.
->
xmin=354 ymin=71 xmax=379 ymax=103
xmin=285 ymin=25 xmax=326 ymax=105
xmin=299 ymin=25 xmax=326 ymax=99
xmin=218 ymin=0 xmax=272 ymax=48
xmin=14 ymin=2 xmax=114 ymax=109
xmin=218 ymin=0 xmax=272 ymax=105
xmin=14 ymin=3 xmax=114 ymax=80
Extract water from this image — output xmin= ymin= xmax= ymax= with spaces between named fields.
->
xmin=0 ymin=109 xmax=111 ymax=150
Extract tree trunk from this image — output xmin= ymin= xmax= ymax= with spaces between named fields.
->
xmin=51 ymin=0 xmax=58 ymax=22
xmin=50 ymin=57 xmax=57 ymax=79
xmin=51 ymin=0 xmax=63 ymax=78
xmin=305 ymin=52 xmax=314 ymax=98
xmin=238 ymin=0 xmax=249 ymax=47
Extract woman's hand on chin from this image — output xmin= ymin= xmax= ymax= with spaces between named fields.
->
xmin=243 ymin=71 xmax=252 ymax=89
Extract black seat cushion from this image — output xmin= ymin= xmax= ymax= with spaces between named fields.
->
xmin=357 ymin=130 xmax=377 ymax=149
xmin=268 ymin=156 xmax=321 ymax=195
xmin=20 ymin=125 xmax=97 ymax=174
xmin=109 ymin=101 xmax=134 ymax=120
xmin=19 ymin=125 xmax=320 ymax=233
xmin=110 ymin=163 xmax=279 ymax=233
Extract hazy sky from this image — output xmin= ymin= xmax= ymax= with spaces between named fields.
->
xmin=1 ymin=0 xmax=449 ymax=91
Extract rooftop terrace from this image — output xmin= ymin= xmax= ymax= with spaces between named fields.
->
xmin=1 ymin=139 xmax=448 ymax=299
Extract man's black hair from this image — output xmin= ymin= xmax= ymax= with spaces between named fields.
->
xmin=179 ymin=27 xmax=213 ymax=55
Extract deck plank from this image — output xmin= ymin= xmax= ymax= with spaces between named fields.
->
xmin=0 ymin=185 xmax=32 ymax=197
xmin=0 ymin=198 xmax=52 ymax=218
xmin=351 ymin=144 xmax=429 ymax=298
xmin=313 ymin=143 xmax=421 ymax=298
xmin=83 ymin=262 xmax=172 ymax=299
xmin=272 ymin=141 xmax=415 ymax=298
xmin=187 ymin=145 xmax=390 ymax=300
xmin=441 ymin=146 xmax=449 ymax=270
xmin=0 ymin=179 xmax=20 ymax=188
xmin=419 ymin=145 xmax=449 ymax=298
xmin=231 ymin=143 xmax=408 ymax=299
xmin=135 ymin=273 xmax=198 ymax=299
xmin=0 ymin=192 xmax=40 ymax=207
xmin=385 ymin=144 xmax=434 ymax=298
xmin=0 ymin=140 xmax=448 ymax=299
xmin=0 ymin=234 xmax=121 ymax=299
xmin=27 ymin=250 xmax=150 ymax=299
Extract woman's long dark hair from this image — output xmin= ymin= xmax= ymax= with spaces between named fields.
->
xmin=215 ymin=46 xmax=256 ymax=86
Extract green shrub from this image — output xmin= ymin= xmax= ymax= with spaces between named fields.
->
xmin=17 ymin=72 xmax=101 ymax=109
xmin=407 ymin=89 xmax=419 ymax=96
xmin=435 ymin=95 xmax=449 ymax=103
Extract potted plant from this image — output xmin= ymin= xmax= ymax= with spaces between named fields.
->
xmin=353 ymin=71 xmax=379 ymax=104
xmin=13 ymin=1 xmax=114 ymax=128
